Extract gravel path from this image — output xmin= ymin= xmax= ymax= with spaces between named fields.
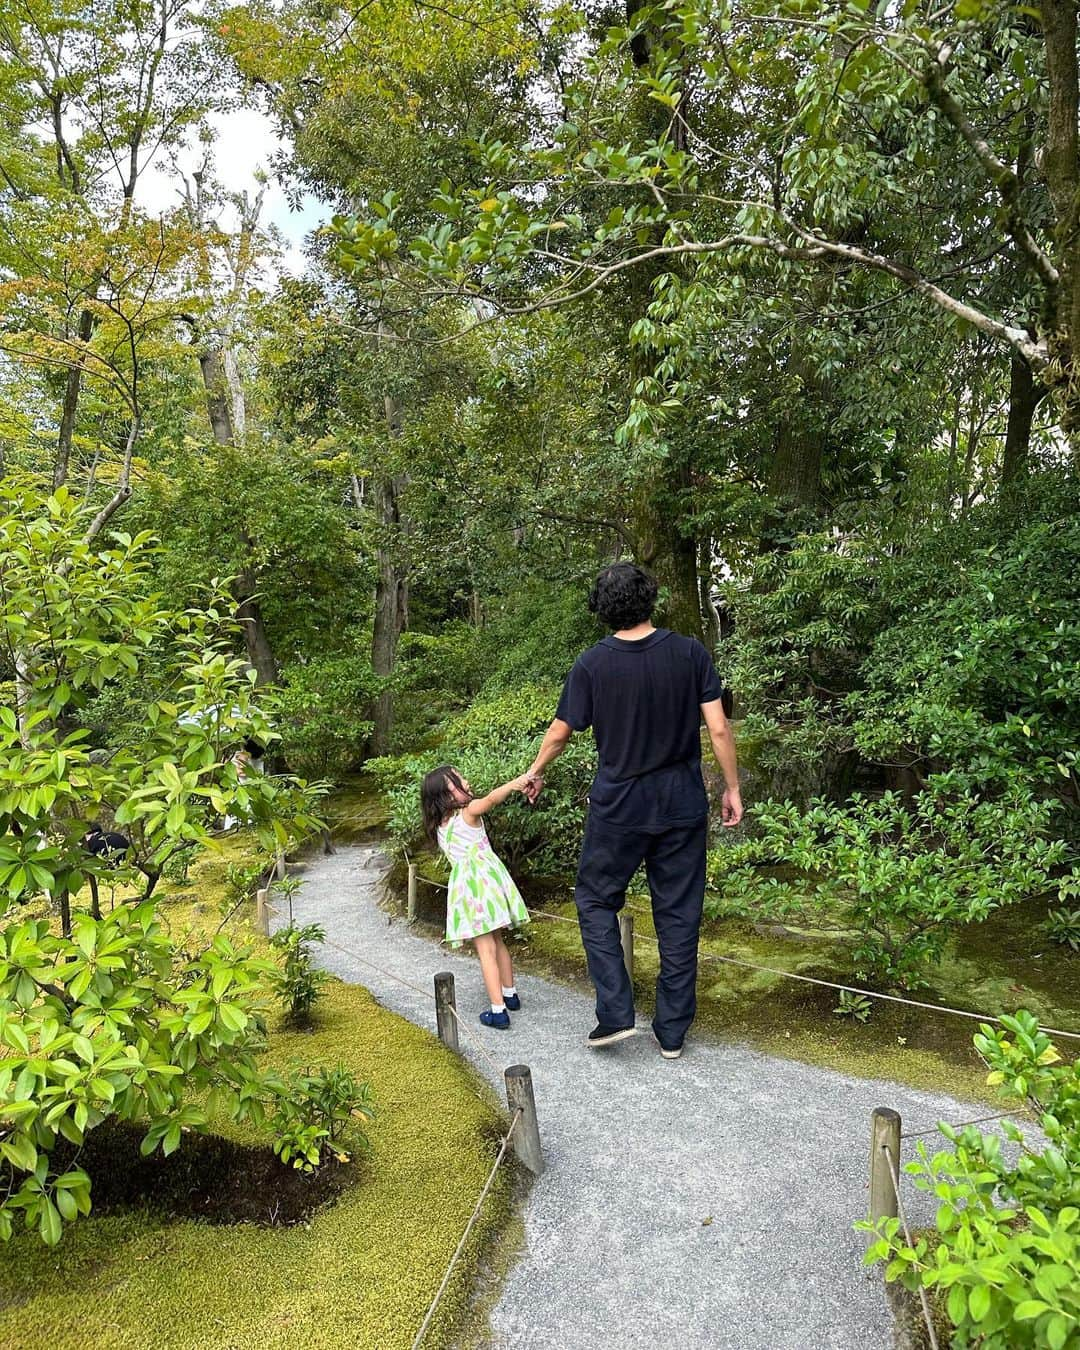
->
xmin=277 ymin=843 xmax=975 ymax=1350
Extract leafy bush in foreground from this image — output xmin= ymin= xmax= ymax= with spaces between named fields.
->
xmin=860 ymin=1012 xmax=1080 ymax=1348
xmin=0 ymin=905 xmax=372 ymax=1243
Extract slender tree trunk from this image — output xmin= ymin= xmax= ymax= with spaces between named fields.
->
xmin=1042 ymin=0 xmax=1080 ymax=450
xmin=199 ymin=348 xmax=235 ymax=445
xmin=54 ymin=307 xmax=96 ymax=489
xmin=698 ymin=537 xmax=720 ymax=650
xmin=234 ymin=569 xmax=280 ymax=686
xmin=1002 ymin=351 xmax=1041 ymax=486
xmin=196 ymin=340 xmax=278 ymax=685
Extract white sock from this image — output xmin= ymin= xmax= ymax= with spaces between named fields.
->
xmin=491 ymin=1003 xmax=506 ymax=1015
xmin=502 ymin=986 xmax=517 ymax=998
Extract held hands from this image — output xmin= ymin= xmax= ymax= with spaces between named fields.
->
xmin=523 ymin=769 xmax=544 ymax=804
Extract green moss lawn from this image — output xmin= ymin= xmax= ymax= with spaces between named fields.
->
xmin=0 ymin=842 xmax=513 ymax=1350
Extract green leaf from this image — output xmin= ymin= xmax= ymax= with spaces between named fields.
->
xmin=1013 ymin=1300 xmax=1050 ymax=1320
xmin=967 ymin=1285 xmax=991 ymax=1322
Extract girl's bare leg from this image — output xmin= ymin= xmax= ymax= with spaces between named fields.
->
xmin=473 ymin=932 xmax=505 ymax=1006
xmin=494 ymin=930 xmax=515 ymax=989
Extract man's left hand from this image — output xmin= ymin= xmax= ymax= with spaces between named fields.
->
xmin=721 ymin=787 xmax=743 ymax=828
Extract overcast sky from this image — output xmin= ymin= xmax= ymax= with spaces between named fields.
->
xmin=140 ymin=105 xmax=328 ymax=279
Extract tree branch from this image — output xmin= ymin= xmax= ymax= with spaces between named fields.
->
xmin=916 ymin=42 xmax=1059 ymax=291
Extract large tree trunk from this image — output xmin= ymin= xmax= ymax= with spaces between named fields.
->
xmin=1002 ymin=351 xmax=1042 ymax=486
xmin=370 ymin=470 xmax=407 ymax=755
xmin=767 ymin=333 xmax=828 ymax=511
xmin=631 ymin=457 xmax=703 ymax=641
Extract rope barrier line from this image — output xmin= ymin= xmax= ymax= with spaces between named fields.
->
xmin=312 ymin=930 xmax=507 ymax=1079
xmin=880 ymin=1143 xmax=940 ymax=1350
xmin=410 ymin=1109 xmax=522 ymax=1350
xmin=443 ymin=1000 xmax=505 ymax=1078
xmin=900 ymin=1109 xmax=1029 ymax=1140
xmin=525 ymin=906 xmax=1080 ymax=1043
xmin=343 ymin=859 xmax=1080 ymax=1045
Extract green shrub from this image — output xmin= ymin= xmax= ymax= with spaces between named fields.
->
xmin=860 ymin=1012 xmax=1080 ymax=1348
xmin=370 ymin=683 xmax=596 ymax=874
xmin=272 ymin=1064 xmax=374 ymax=1170
xmin=708 ymin=780 xmax=1067 ymax=989
xmin=276 ymin=655 xmax=377 ymax=782
xmin=270 ymin=923 xmax=329 ymax=1026
xmin=0 ymin=906 xmax=370 ymax=1243
xmin=721 ymin=472 xmax=1080 ymax=819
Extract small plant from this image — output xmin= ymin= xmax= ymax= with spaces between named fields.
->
xmin=272 ymin=1065 xmax=375 ymax=1170
xmin=269 ymin=923 xmax=328 ymax=1026
xmin=833 ymin=991 xmax=872 ymax=1023
xmin=271 ymin=873 xmax=304 ymax=925
xmin=1046 ymin=907 xmax=1080 ymax=952
xmin=161 ymin=847 xmax=194 ymax=886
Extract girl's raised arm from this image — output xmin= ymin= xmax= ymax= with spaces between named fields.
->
xmin=462 ymin=774 xmax=531 ymax=826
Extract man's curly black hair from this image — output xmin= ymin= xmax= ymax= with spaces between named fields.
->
xmin=588 ymin=562 xmax=659 ymax=631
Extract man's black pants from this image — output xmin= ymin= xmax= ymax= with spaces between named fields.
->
xmin=574 ymin=812 xmax=708 ymax=1048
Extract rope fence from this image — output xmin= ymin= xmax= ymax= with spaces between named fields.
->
xmin=878 ymin=1135 xmax=941 ymax=1350
xmin=259 ymin=844 xmax=1070 ymax=1347
xmin=256 ymin=864 xmax=544 ymax=1350
xmin=410 ymin=1109 xmax=522 ymax=1350
xmin=403 ymin=852 xmax=1080 ymax=1044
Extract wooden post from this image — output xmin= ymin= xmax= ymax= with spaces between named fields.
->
xmin=434 ymin=972 xmax=459 ymax=1053
xmin=504 ymin=1064 xmax=544 ymax=1176
xmin=255 ymin=888 xmax=270 ymax=937
xmin=869 ymin=1107 xmax=902 ymax=1223
xmin=407 ymin=863 xmax=418 ymax=922
xmin=619 ymin=911 xmax=634 ymax=986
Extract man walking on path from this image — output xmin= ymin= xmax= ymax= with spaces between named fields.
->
xmin=525 ymin=563 xmax=743 ymax=1058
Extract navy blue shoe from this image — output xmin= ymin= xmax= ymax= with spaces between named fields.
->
xmin=479 ymin=1009 xmax=511 ymax=1030
xmin=504 ymin=993 xmax=521 ymax=1012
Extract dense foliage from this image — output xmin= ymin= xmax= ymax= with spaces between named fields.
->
xmin=2 ymin=5 xmax=1079 ymax=1332
xmin=372 ymin=684 xmax=596 ymax=874
xmin=861 ymin=1013 xmax=1080 ymax=1349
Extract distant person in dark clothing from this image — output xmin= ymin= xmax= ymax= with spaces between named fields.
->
xmin=82 ymin=822 xmax=131 ymax=920
xmin=524 ymin=563 xmax=743 ymax=1058
xmin=83 ymin=822 xmax=130 ymax=859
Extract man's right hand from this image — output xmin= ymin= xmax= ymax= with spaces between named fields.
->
xmin=524 ymin=770 xmax=544 ymax=804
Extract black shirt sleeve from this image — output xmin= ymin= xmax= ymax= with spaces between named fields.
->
xmin=692 ymin=640 xmax=723 ymax=705
xmin=555 ymin=658 xmax=593 ymax=730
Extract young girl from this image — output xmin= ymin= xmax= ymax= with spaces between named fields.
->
xmin=421 ymin=765 xmax=531 ymax=1029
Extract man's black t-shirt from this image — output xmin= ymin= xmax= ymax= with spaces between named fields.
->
xmin=555 ymin=628 xmax=723 ymax=828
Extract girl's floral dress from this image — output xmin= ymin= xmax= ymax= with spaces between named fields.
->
xmin=436 ymin=811 xmax=530 ymax=947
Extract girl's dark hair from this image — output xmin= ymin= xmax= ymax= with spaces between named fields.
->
xmin=588 ymin=562 xmax=659 ymax=630
xmin=421 ymin=765 xmax=467 ymax=844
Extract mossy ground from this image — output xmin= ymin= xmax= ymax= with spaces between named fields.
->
xmin=0 ymin=837 xmax=515 ymax=1350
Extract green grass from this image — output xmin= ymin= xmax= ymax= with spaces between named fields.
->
xmin=0 ymin=843 xmax=515 ymax=1350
